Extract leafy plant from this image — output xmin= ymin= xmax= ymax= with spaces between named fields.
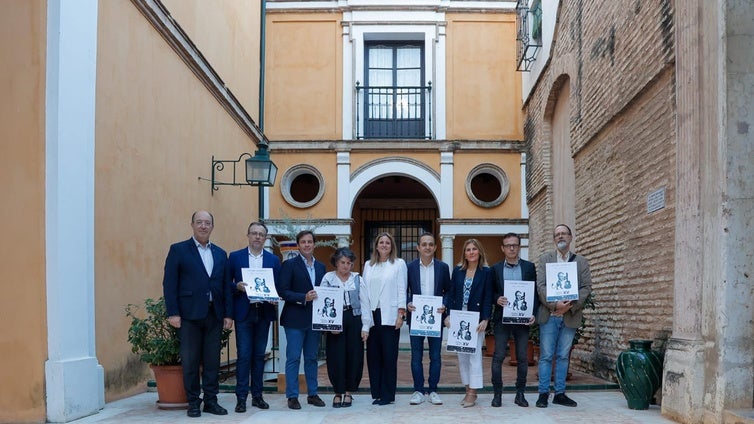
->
xmin=126 ymin=296 xmax=233 ymax=366
xmin=572 ymin=292 xmax=596 ymax=346
xmin=125 ymin=297 xmax=181 ymax=366
xmin=266 ymin=209 xmax=343 ymax=250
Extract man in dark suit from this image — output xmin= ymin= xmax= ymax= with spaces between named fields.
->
xmin=276 ymin=230 xmax=327 ymax=410
xmin=163 ymin=210 xmax=233 ymax=418
xmin=490 ymin=232 xmax=538 ymax=408
xmin=406 ymin=233 xmax=451 ymax=406
xmin=228 ymin=222 xmax=281 ymax=413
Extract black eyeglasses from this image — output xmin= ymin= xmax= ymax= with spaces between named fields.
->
xmin=503 ymin=244 xmax=520 ymax=249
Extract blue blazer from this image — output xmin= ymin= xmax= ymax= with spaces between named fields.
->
xmin=162 ymin=238 xmax=231 ymax=320
xmin=406 ymin=258 xmax=451 ymax=323
xmin=276 ymin=254 xmax=326 ymax=329
xmin=490 ymin=259 xmax=539 ymax=323
xmin=228 ymin=248 xmax=282 ymax=323
xmin=447 ymin=265 xmax=493 ymax=322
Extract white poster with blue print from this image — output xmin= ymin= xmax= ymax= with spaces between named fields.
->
xmin=545 ymin=262 xmax=579 ymax=302
xmin=409 ymin=295 xmax=443 ymax=338
xmin=446 ymin=310 xmax=479 ymax=354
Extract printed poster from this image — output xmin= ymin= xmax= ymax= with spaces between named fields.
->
xmin=241 ymin=268 xmax=279 ymax=302
xmin=502 ymin=280 xmax=535 ymax=324
xmin=409 ymin=295 xmax=443 ymax=338
xmin=446 ymin=310 xmax=480 ymax=354
xmin=312 ymin=286 xmax=344 ymax=331
xmin=544 ymin=262 xmax=579 ymax=302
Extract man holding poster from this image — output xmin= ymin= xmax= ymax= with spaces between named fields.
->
xmin=490 ymin=233 xmax=538 ymax=408
xmin=228 ymin=222 xmax=281 ymax=413
xmin=535 ymin=224 xmax=592 ymax=409
xmin=406 ymin=233 xmax=450 ymax=406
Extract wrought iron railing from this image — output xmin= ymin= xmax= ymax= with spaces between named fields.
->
xmin=516 ymin=0 xmax=542 ymax=71
xmin=355 ymin=82 xmax=432 ymax=140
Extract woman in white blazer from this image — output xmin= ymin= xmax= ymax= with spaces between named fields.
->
xmin=359 ymin=232 xmax=407 ymax=405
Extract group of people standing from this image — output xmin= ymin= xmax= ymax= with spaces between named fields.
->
xmin=162 ymin=210 xmax=591 ymax=418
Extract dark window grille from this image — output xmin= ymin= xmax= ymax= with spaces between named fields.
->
xmin=363 ymin=221 xmax=432 ymax=264
xmin=356 ymin=42 xmax=432 ymax=139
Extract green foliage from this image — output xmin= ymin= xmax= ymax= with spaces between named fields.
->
xmin=125 ymin=297 xmax=181 ymax=366
xmin=125 ymin=297 xmax=233 ymax=366
xmin=267 ymin=209 xmax=343 ymax=250
xmin=573 ymin=292 xmax=597 ymax=346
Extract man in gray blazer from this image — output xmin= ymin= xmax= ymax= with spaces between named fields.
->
xmin=535 ymin=224 xmax=592 ymax=408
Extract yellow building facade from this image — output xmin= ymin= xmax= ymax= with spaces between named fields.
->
xmin=261 ymin=2 xmax=528 ymax=271
xmin=0 ymin=1 xmax=527 ymax=422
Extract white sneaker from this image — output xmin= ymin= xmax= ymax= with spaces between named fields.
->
xmin=428 ymin=392 xmax=443 ymax=405
xmin=409 ymin=391 xmax=425 ymax=405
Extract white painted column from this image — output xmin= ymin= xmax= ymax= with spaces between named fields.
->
xmin=44 ymin=0 xmax=104 ymax=422
xmin=337 ymin=151 xmax=351 ymax=219
xmin=341 ymin=22 xmax=354 ymax=139
xmin=440 ymin=234 xmax=454 ymax=267
xmin=433 ymin=23 xmax=447 ymax=140
xmin=439 ymin=151 xmax=454 ymax=219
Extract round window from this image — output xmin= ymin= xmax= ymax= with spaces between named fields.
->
xmin=281 ymin=165 xmax=325 ymax=208
xmin=465 ymin=164 xmax=510 ymax=208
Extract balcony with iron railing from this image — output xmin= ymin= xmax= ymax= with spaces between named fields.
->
xmin=355 ymin=82 xmax=432 ymax=140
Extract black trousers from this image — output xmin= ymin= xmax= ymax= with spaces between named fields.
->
xmin=179 ymin=304 xmax=222 ymax=405
xmin=326 ymin=309 xmax=364 ymax=393
xmin=366 ymin=309 xmax=400 ymax=402
xmin=490 ymin=323 xmax=530 ymax=392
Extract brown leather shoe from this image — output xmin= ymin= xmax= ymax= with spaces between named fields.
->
xmin=307 ymin=395 xmax=326 ymax=407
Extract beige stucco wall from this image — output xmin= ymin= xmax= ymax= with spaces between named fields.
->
xmin=452 ymin=152 xmax=522 ymax=218
xmin=445 ymin=13 xmax=522 ymax=140
xmin=0 ymin=1 xmax=48 ymax=422
xmin=95 ymin=1 xmax=260 ymax=398
xmin=162 ymin=0 xmax=262 ymax=122
xmin=264 ymin=13 xmax=342 ymax=140
xmin=269 ymin=152 xmax=338 ymax=218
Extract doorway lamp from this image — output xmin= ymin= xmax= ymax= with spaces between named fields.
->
xmin=210 ymin=143 xmax=277 ymax=219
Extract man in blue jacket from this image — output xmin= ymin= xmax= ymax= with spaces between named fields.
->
xmin=406 ymin=233 xmax=450 ymax=406
xmin=163 ymin=210 xmax=233 ymax=418
xmin=228 ymin=222 xmax=281 ymax=413
xmin=276 ymin=230 xmax=327 ymax=410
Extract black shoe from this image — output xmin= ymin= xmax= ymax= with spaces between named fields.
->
xmin=251 ymin=396 xmax=269 ymax=409
xmin=332 ymin=394 xmax=343 ymax=408
xmin=515 ymin=391 xmax=529 ymax=407
xmin=552 ymin=393 xmax=577 ymax=407
xmin=187 ymin=403 xmax=201 ymax=418
xmin=288 ymin=398 xmax=301 ymax=410
xmin=491 ymin=393 xmax=502 ymax=407
xmin=376 ymin=399 xmax=393 ymax=405
xmin=536 ymin=393 xmax=548 ymax=408
xmin=307 ymin=395 xmax=326 ymax=407
xmin=372 ymin=399 xmax=381 ymax=405
xmin=203 ymin=402 xmax=228 ymax=415
xmin=234 ymin=398 xmax=246 ymax=413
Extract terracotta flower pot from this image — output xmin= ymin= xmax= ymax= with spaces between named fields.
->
xmin=150 ymin=364 xmax=188 ymax=410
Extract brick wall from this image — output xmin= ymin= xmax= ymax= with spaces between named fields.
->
xmin=525 ymin=0 xmax=676 ymax=380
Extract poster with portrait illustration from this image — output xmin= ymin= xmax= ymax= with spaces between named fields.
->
xmin=409 ymin=295 xmax=443 ymax=338
xmin=312 ymin=286 xmax=344 ymax=331
xmin=446 ymin=310 xmax=479 ymax=354
xmin=241 ymin=268 xmax=279 ymax=302
xmin=544 ymin=262 xmax=579 ymax=302
xmin=502 ymin=280 xmax=535 ymax=324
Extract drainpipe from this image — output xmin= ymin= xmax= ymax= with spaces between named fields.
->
xmin=259 ymin=0 xmax=266 ymax=131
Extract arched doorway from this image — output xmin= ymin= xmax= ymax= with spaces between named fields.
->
xmin=352 ymin=175 xmax=438 ymax=267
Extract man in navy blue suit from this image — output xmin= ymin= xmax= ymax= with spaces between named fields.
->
xmin=228 ymin=222 xmax=281 ymax=413
xmin=490 ymin=232 xmax=538 ymax=408
xmin=406 ymin=232 xmax=451 ymax=406
xmin=276 ymin=230 xmax=327 ymax=410
xmin=163 ymin=210 xmax=233 ymax=418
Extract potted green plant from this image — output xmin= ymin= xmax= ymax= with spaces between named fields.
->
xmin=125 ymin=296 xmax=186 ymax=409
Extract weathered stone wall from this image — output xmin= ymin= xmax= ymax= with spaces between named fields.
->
xmin=525 ymin=0 xmax=676 ymax=379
